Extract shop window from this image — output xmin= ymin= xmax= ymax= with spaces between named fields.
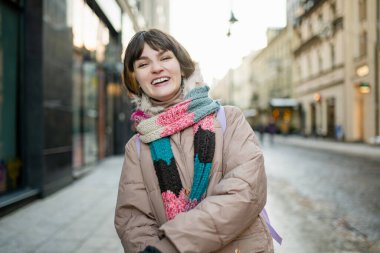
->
xmin=0 ymin=2 xmax=22 ymax=194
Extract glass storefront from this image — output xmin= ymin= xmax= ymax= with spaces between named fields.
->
xmin=82 ymin=62 xmax=98 ymax=165
xmin=0 ymin=0 xmax=135 ymax=208
xmin=71 ymin=0 xmax=111 ymax=172
xmin=0 ymin=1 xmax=22 ymax=195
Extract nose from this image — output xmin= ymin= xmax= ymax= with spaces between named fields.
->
xmin=151 ymin=60 xmax=163 ymax=74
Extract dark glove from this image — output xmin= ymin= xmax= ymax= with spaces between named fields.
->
xmin=138 ymin=246 xmax=162 ymax=253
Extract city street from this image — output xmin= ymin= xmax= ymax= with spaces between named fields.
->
xmin=1 ymin=0 xmax=380 ymax=252
xmin=0 ymin=136 xmax=379 ymax=253
xmin=263 ymin=135 xmax=380 ymax=253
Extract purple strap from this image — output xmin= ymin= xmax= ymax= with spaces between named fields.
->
xmin=260 ymin=208 xmax=283 ymax=245
xmin=135 ymin=135 xmax=141 ymax=158
xmin=217 ymin=106 xmax=227 ymax=133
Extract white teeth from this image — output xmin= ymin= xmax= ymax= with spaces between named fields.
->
xmin=152 ymin=77 xmax=169 ymax=85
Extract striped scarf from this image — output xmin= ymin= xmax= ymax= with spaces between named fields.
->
xmin=135 ymin=86 xmax=220 ymax=220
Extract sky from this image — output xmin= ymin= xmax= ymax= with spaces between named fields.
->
xmin=169 ymin=0 xmax=287 ymax=85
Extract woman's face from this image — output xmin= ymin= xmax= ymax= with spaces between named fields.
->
xmin=134 ymin=43 xmax=182 ymax=101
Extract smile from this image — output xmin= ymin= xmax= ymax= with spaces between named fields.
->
xmin=152 ymin=77 xmax=170 ymax=85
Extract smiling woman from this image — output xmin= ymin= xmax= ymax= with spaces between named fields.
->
xmin=115 ymin=28 xmax=276 ymax=253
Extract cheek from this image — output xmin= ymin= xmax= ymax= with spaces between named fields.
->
xmin=134 ymin=72 xmax=142 ymax=84
xmin=134 ymin=72 xmax=148 ymax=87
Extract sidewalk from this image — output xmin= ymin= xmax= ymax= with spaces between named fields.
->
xmin=0 ymin=157 xmax=125 ymax=253
xmin=270 ymin=134 xmax=380 ymax=161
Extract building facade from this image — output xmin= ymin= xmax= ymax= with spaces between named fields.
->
xmin=252 ymin=26 xmax=299 ymax=133
xmin=212 ymin=25 xmax=298 ymax=132
xmin=344 ymin=0 xmax=379 ymax=143
xmin=211 ymin=51 xmax=257 ymax=109
xmin=293 ymin=0 xmax=380 ymax=142
xmin=138 ymin=0 xmax=170 ymax=32
xmin=0 ymin=0 xmax=170 ymax=213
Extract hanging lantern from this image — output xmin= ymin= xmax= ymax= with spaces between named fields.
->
xmin=358 ymin=82 xmax=370 ymax=94
xmin=229 ymin=11 xmax=238 ymax=24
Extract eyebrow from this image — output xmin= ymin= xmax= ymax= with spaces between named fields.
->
xmin=136 ymin=50 xmax=169 ymax=61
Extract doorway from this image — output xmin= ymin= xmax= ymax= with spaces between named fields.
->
xmin=310 ymin=103 xmax=317 ymax=136
xmin=326 ymin=97 xmax=336 ymax=138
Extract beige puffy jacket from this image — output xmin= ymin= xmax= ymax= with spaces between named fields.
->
xmin=115 ymin=106 xmax=274 ymax=253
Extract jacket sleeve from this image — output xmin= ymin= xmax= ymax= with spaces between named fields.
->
xmin=115 ymin=137 xmax=178 ymax=253
xmin=159 ymin=106 xmax=267 ymax=253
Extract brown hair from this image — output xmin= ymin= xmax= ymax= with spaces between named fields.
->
xmin=122 ymin=29 xmax=195 ymax=96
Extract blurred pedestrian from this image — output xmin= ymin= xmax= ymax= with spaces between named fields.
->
xmin=268 ymin=118 xmax=276 ymax=145
xmin=114 ymin=29 xmax=276 ymax=253
xmin=257 ymin=122 xmax=265 ymax=145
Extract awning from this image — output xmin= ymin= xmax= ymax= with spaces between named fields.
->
xmin=270 ymin=98 xmax=299 ymax=107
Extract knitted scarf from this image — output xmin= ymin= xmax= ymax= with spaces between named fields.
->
xmin=135 ymin=86 xmax=220 ymax=220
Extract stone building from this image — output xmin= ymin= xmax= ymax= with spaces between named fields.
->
xmin=212 ymin=26 xmax=298 ymax=132
xmin=292 ymin=0 xmax=379 ymax=142
xmin=251 ymin=26 xmax=299 ymax=133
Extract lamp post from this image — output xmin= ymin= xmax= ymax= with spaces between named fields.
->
xmin=227 ymin=1 xmax=238 ymax=37
xmin=226 ymin=1 xmax=238 ymax=105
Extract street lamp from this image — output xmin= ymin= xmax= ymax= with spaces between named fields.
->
xmin=229 ymin=11 xmax=238 ymax=24
xmin=227 ymin=7 xmax=238 ymax=37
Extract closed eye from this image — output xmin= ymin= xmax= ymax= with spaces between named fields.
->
xmin=161 ymin=56 xmax=172 ymax=61
xmin=137 ymin=62 xmax=148 ymax=68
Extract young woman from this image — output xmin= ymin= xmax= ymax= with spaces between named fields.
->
xmin=115 ymin=29 xmax=275 ymax=253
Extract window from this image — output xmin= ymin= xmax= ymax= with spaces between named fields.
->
xmin=330 ymin=2 xmax=336 ymax=20
xmin=359 ymin=31 xmax=368 ymax=56
xmin=308 ymin=20 xmax=313 ymax=37
xmin=307 ymin=53 xmax=312 ymax=77
xmin=330 ymin=43 xmax=335 ymax=68
xmin=359 ymin=0 xmax=367 ymax=21
xmin=296 ymin=62 xmax=301 ymax=82
xmin=318 ymin=50 xmax=323 ymax=73
xmin=317 ymin=13 xmax=323 ymax=33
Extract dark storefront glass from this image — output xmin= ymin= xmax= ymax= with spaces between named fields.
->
xmin=0 ymin=0 xmax=134 ymax=208
xmin=0 ymin=1 xmax=23 ymax=196
xmin=42 ymin=0 xmax=74 ymax=192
